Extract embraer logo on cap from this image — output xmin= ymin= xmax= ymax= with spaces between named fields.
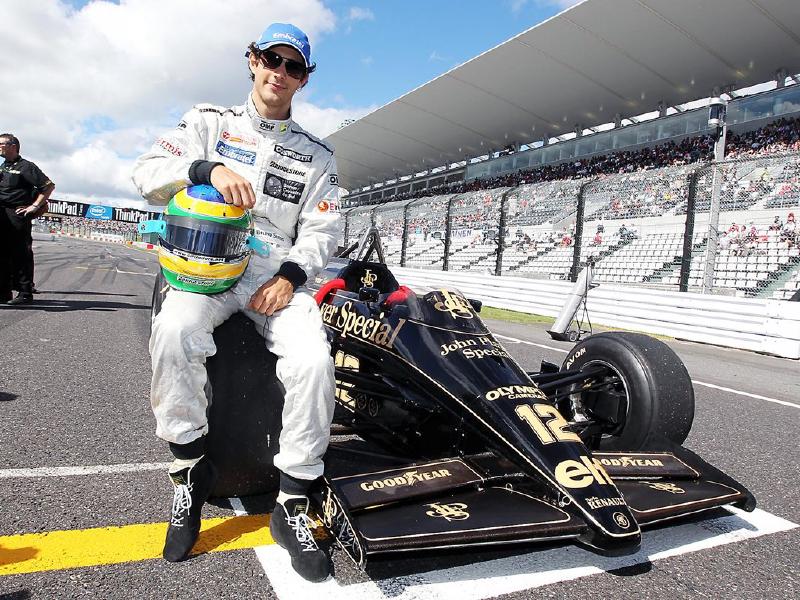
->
xmin=273 ymin=32 xmax=305 ymax=49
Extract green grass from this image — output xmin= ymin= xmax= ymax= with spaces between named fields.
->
xmin=480 ymin=306 xmax=556 ymax=325
xmin=480 ymin=305 xmax=674 ymax=341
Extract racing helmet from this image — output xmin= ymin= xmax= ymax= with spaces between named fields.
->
xmin=157 ymin=185 xmax=253 ymax=294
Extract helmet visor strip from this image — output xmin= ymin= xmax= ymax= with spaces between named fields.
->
xmin=163 ymin=214 xmax=250 ymax=260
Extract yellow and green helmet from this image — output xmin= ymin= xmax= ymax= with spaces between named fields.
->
xmin=157 ymin=185 xmax=253 ymax=294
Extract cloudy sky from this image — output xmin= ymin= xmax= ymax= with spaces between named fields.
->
xmin=0 ymin=0 xmax=580 ymax=207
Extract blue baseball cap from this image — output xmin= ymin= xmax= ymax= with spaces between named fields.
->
xmin=254 ymin=23 xmax=315 ymax=71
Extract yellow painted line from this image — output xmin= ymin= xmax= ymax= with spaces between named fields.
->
xmin=0 ymin=514 xmax=272 ymax=576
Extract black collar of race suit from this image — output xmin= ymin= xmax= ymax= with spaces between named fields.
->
xmin=246 ymin=95 xmax=292 ymax=138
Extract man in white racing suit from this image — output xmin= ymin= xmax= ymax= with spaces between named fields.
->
xmin=132 ymin=22 xmax=338 ymax=582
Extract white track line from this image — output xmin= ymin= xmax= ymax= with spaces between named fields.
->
xmin=255 ymin=507 xmax=796 ymax=600
xmin=0 ymin=462 xmax=171 ymax=479
xmin=691 ymin=381 xmax=800 ymax=410
xmin=72 ymin=266 xmax=155 ymax=276
xmin=494 ymin=333 xmax=798 ymax=410
xmin=116 ymin=267 xmax=156 ymax=276
xmin=229 ymin=497 xmax=247 ymax=516
xmin=493 ymin=334 xmax=568 ymax=354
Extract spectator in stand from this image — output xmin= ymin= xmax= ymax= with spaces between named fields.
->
xmin=591 ymin=231 xmax=603 ymax=246
xmin=718 ymin=230 xmax=731 ymax=251
xmin=782 ymin=212 xmax=797 ymax=249
xmin=618 ymin=223 xmax=636 ymax=241
xmin=744 ymin=222 xmax=758 ymax=244
xmin=769 ymin=215 xmax=783 ymax=232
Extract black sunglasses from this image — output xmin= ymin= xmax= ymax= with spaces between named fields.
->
xmin=257 ymin=49 xmax=308 ymax=80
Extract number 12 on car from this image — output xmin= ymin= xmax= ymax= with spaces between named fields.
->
xmin=515 ymin=403 xmax=581 ymax=445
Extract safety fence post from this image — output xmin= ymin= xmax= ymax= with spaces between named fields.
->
xmin=400 ymin=201 xmax=410 ymax=267
xmin=496 ymin=186 xmax=518 ymax=276
xmin=342 ymin=209 xmax=350 ymax=248
xmin=443 ymin=194 xmax=457 ymax=271
xmin=569 ymin=181 xmax=590 ymax=282
xmin=679 ymin=168 xmax=702 ymax=292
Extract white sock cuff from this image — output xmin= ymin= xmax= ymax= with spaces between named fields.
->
xmin=169 ymin=455 xmax=203 ymax=473
xmin=276 ymin=491 xmax=307 ymax=506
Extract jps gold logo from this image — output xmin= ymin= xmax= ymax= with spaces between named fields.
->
xmin=425 ymin=502 xmax=470 ymax=521
xmin=643 ymin=481 xmax=685 ymax=494
xmin=321 ymin=490 xmax=338 ymax=526
xmin=361 ymin=269 xmax=377 ymax=287
xmin=432 ymin=289 xmax=473 ymax=319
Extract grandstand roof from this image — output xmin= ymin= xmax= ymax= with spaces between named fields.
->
xmin=325 ymin=0 xmax=800 ymax=191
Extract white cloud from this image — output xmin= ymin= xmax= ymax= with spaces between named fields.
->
xmin=293 ymin=100 xmax=377 ymax=139
xmin=347 ymin=7 xmax=375 ymax=21
xmin=429 ymin=51 xmax=449 ymax=62
xmin=510 ymin=0 xmax=583 ymax=13
xmin=0 ymin=1 xmax=372 ymax=207
xmin=361 ymin=56 xmax=374 ymax=67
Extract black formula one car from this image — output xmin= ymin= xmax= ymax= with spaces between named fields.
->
xmin=302 ymin=230 xmax=755 ymax=567
xmin=151 ymin=229 xmax=755 ymax=570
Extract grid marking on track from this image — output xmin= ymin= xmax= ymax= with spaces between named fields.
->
xmin=256 ymin=508 xmax=797 ymax=600
xmin=0 ymin=515 xmax=272 ymax=576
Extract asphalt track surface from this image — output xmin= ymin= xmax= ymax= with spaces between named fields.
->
xmin=0 ymin=236 xmax=797 ymax=599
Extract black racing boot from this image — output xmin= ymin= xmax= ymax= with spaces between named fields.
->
xmin=163 ymin=457 xmax=217 ymax=562
xmin=6 ymin=293 xmax=33 ymax=306
xmin=269 ymin=497 xmax=330 ymax=582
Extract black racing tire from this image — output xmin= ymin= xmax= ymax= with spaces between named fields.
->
xmin=560 ymin=332 xmax=694 ymax=451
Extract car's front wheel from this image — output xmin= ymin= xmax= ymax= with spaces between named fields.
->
xmin=559 ymin=332 xmax=694 ymax=451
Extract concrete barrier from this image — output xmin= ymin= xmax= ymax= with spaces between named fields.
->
xmin=392 ymin=266 xmax=800 ymax=359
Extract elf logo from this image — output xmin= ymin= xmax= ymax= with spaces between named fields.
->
xmin=555 ymin=456 xmax=614 ymax=489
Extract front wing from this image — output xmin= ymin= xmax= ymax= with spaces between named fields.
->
xmin=312 ymin=442 xmax=754 ymax=568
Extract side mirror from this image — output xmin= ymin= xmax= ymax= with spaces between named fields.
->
xmin=359 ymin=287 xmax=380 ymax=303
xmin=468 ymin=298 xmax=482 ymax=313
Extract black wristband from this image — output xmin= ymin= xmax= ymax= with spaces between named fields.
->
xmin=189 ymin=160 xmax=223 ymax=185
xmin=276 ymin=261 xmax=307 ymax=290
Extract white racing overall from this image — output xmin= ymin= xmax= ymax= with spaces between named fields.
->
xmin=132 ymin=96 xmax=340 ymax=481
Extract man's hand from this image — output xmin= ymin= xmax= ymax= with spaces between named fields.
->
xmin=209 ymin=165 xmax=256 ymax=208
xmin=248 ymin=276 xmax=294 ymax=316
xmin=15 ymin=205 xmax=39 ymax=218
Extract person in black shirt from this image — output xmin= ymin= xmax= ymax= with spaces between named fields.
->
xmin=0 ymin=134 xmax=54 ymax=305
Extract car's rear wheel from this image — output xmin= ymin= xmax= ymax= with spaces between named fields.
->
xmin=559 ymin=332 xmax=694 ymax=451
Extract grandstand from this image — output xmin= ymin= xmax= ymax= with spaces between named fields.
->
xmin=326 ymin=0 xmax=800 ymax=300
xmin=334 ymin=122 xmax=800 ymax=298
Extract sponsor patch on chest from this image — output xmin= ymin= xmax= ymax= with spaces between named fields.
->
xmin=316 ymin=199 xmax=339 ymax=213
xmin=215 ymin=140 xmax=256 ymax=165
xmin=274 ymin=144 xmax=312 ymax=163
xmin=263 ymin=172 xmax=306 ymax=204
xmin=221 ymin=130 xmax=258 ymax=147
